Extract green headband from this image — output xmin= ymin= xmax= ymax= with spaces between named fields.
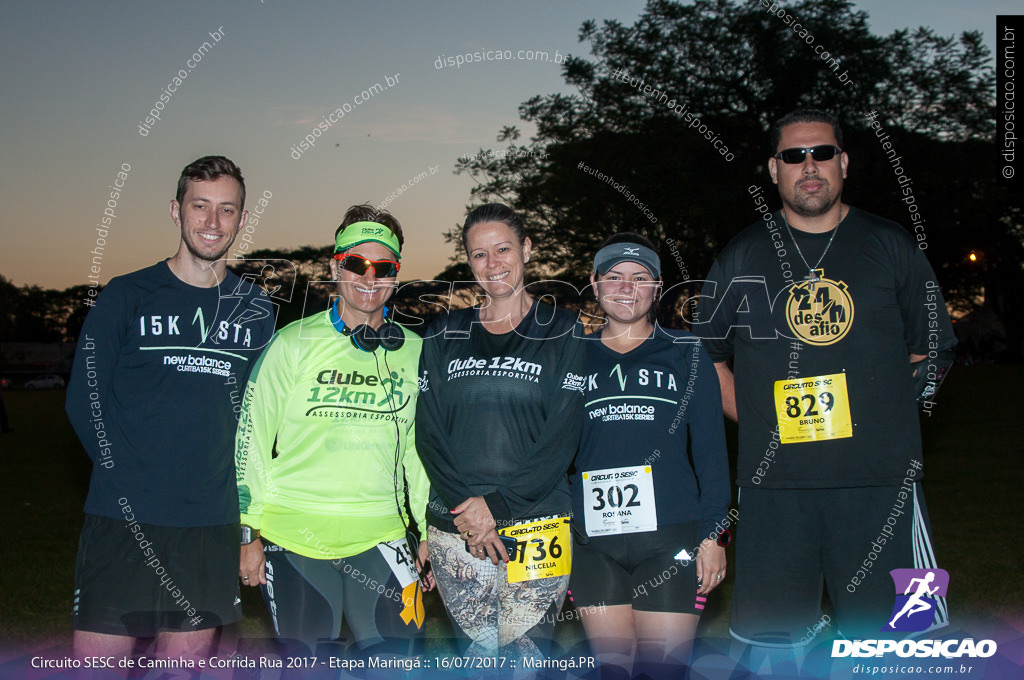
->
xmin=334 ymin=221 xmax=401 ymax=258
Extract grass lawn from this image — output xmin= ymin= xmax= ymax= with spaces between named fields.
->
xmin=1 ymin=365 xmax=1021 ymax=656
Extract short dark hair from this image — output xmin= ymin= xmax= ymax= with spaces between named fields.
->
xmin=334 ymin=203 xmax=405 ymax=250
xmin=176 ymin=156 xmax=246 ymax=209
xmin=461 ymin=203 xmax=527 ymax=251
xmin=771 ymin=108 xmax=844 ymax=152
xmin=594 ymin=231 xmax=660 ymax=324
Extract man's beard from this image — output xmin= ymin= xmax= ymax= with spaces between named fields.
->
xmin=784 ymin=178 xmax=839 ymax=218
xmin=184 ymin=233 xmax=232 ymax=263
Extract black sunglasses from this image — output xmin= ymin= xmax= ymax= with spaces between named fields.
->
xmin=333 ymin=254 xmax=400 ymax=278
xmin=775 ymin=145 xmax=842 ymax=164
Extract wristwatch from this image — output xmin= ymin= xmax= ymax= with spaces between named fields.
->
xmin=716 ymin=528 xmax=732 ymax=548
xmin=241 ymin=525 xmax=260 ymax=545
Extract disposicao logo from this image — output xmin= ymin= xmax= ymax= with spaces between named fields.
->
xmin=885 ymin=568 xmax=948 ymax=632
xmin=831 ymin=569 xmax=997 ymax=659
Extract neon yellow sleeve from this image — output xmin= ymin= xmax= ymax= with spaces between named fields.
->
xmin=403 ymin=417 xmax=431 ymax=540
xmin=235 ymin=332 xmax=292 ymax=529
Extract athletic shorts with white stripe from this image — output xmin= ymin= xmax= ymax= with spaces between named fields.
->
xmin=569 ymin=520 xmax=706 ymax=614
xmin=730 ymin=482 xmax=947 ymax=647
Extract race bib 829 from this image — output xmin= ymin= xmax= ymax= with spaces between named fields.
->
xmin=774 ymin=372 xmax=853 ymax=443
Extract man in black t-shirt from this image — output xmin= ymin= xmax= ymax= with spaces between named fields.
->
xmin=694 ymin=109 xmax=956 ymax=662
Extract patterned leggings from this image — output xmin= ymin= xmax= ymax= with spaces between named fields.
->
xmin=428 ymin=526 xmax=569 ymax=658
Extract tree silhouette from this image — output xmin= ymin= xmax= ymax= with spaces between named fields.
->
xmin=449 ymin=0 xmax=1019 ymax=356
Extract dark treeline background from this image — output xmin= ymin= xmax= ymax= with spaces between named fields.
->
xmin=2 ymin=0 xmax=1017 ymax=361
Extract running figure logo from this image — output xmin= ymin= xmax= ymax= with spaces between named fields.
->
xmin=884 ymin=568 xmax=949 ymax=632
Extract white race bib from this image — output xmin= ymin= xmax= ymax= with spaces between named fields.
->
xmin=377 ymin=538 xmax=418 ymax=588
xmin=582 ymin=465 xmax=658 ymax=537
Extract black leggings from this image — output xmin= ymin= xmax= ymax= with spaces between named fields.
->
xmin=260 ymin=540 xmax=424 ymax=655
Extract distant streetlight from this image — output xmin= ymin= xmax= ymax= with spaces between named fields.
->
xmin=968 ymin=251 xmax=978 ymax=262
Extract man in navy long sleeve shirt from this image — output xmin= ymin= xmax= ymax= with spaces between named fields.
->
xmin=65 ymin=156 xmax=275 ymax=663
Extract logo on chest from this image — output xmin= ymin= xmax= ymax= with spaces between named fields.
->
xmin=446 ymin=355 xmax=542 ymax=383
xmin=591 ymin=364 xmax=679 ymax=393
xmin=785 ymin=271 xmax=855 ymax=346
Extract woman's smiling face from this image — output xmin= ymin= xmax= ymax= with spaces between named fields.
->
xmin=465 ymin=220 xmax=531 ymax=300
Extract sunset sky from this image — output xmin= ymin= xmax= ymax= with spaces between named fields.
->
xmin=0 ymin=1 xmax=1013 ymax=290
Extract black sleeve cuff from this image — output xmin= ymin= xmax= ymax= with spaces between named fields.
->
xmin=483 ymin=490 xmax=512 ymax=523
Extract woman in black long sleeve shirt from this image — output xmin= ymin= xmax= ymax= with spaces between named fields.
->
xmin=416 ymin=204 xmax=584 ymax=659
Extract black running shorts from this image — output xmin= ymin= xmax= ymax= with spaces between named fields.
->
xmin=73 ymin=514 xmax=241 ymax=636
xmin=570 ymin=521 xmax=707 ymax=614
